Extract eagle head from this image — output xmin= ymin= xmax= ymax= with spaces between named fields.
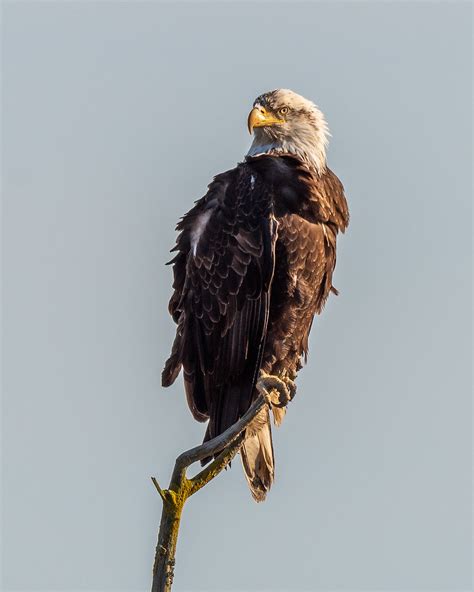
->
xmin=247 ymin=89 xmax=329 ymax=175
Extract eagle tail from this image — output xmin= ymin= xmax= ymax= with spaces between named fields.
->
xmin=240 ymin=408 xmax=274 ymax=502
xmin=200 ymin=379 xmax=252 ymax=464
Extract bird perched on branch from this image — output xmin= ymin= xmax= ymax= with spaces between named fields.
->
xmin=163 ymin=89 xmax=349 ymax=501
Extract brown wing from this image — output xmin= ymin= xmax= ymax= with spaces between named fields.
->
xmin=305 ymin=166 xmax=349 ymax=305
xmin=162 ymin=164 xmax=277 ymax=440
xmin=246 ymin=154 xmax=349 ymax=372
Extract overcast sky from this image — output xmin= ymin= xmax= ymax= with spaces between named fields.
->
xmin=2 ymin=2 xmax=472 ymax=591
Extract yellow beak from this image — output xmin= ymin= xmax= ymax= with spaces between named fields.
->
xmin=247 ymin=106 xmax=284 ymax=134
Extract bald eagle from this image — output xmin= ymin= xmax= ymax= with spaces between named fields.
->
xmin=163 ymin=89 xmax=349 ymax=501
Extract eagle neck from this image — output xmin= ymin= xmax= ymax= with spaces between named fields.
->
xmin=246 ymin=142 xmax=326 ymax=176
xmin=247 ymin=145 xmax=326 ymax=177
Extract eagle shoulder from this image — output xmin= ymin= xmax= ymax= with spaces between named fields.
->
xmin=245 ymin=154 xmax=349 ymax=232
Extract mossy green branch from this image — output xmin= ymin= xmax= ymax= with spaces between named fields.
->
xmin=150 ymin=378 xmax=290 ymax=591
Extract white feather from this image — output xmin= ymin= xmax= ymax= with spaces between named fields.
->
xmin=190 ymin=210 xmax=212 ymax=256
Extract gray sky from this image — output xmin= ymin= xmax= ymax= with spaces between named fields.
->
xmin=2 ymin=1 xmax=472 ymax=591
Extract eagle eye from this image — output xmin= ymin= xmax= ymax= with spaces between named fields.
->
xmin=279 ymin=106 xmax=289 ymax=115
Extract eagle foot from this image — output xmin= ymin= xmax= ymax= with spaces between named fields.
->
xmin=257 ymin=372 xmax=290 ymax=408
xmin=283 ymin=376 xmax=297 ymax=401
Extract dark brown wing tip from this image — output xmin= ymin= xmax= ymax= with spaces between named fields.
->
xmin=161 ymin=356 xmax=181 ymax=387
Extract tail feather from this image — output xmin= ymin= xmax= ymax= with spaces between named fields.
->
xmin=196 ymin=380 xmax=277 ymax=502
xmin=200 ymin=382 xmax=246 ymax=466
xmin=241 ymin=408 xmax=274 ymax=502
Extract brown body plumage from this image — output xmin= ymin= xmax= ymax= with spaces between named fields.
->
xmin=163 ymin=90 xmax=349 ymax=501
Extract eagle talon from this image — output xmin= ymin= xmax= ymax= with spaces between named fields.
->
xmin=283 ymin=376 xmax=297 ymax=401
xmin=258 ymin=385 xmax=273 ymax=408
xmin=257 ymin=372 xmax=290 ymax=408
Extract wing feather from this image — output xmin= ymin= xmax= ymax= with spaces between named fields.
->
xmin=162 ymin=165 xmax=277 ymax=438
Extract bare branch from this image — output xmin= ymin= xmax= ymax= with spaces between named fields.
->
xmin=189 ymin=432 xmax=246 ymax=496
xmin=171 ymin=394 xmax=267 ymax=483
xmin=151 ymin=477 xmax=167 ymax=503
xmin=151 ymin=374 xmax=292 ymax=591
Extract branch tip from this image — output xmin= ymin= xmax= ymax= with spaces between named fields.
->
xmin=151 ymin=477 xmax=167 ymax=502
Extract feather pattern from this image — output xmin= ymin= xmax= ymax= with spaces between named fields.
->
xmin=163 ymin=153 xmax=349 ymax=500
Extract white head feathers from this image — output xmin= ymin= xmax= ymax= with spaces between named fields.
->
xmin=246 ymin=89 xmax=329 ymax=175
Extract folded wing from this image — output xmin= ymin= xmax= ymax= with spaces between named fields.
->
xmin=162 ymin=165 xmax=277 ymax=440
